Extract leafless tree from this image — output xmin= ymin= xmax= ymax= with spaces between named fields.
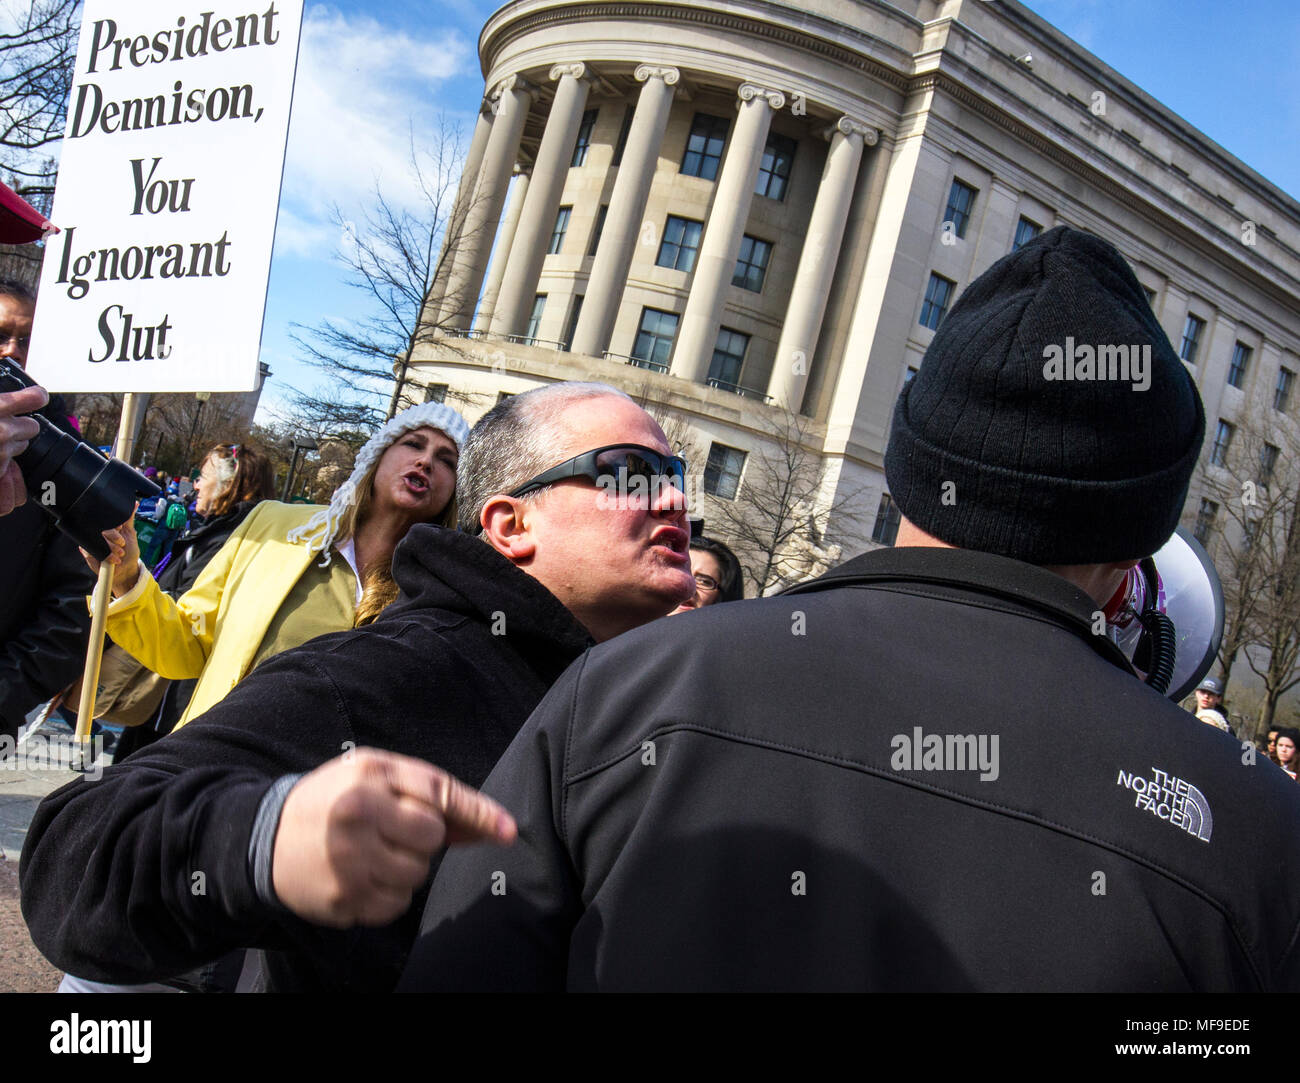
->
xmin=289 ymin=119 xmax=485 ymax=429
xmin=1 ymin=0 xmax=78 ymax=190
xmin=700 ymin=407 xmax=865 ymax=596
xmin=1194 ymin=404 xmax=1300 ymax=735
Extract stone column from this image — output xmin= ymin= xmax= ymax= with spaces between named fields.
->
xmin=490 ymin=64 xmax=593 ymax=336
xmin=441 ymin=74 xmax=535 ymax=330
xmin=475 ymin=170 xmax=531 ymax=334
xmin=569 ymin=65 xmax=679 ymax=358
xmin=424 ymin=100 xmax=492 ymax=325
xmin=671 ymin=83 xmax=785 ymax=383
xmin=769 ymin=117 xmax=876 ymax=409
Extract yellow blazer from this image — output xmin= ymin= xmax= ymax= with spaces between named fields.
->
xmin=103 ymin=501 xmax=337 ymax=730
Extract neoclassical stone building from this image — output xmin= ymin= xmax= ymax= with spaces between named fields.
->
xmin=408 ymin=0 xmax=1300 ymax=589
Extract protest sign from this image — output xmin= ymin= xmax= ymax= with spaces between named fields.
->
xmin=28 ymin=0 xmax=303 ymax=393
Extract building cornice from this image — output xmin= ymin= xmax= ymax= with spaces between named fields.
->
xmin=481 ymin=1 xmax=913 ymax=94
xmin=919 ymin=69 xmax=1300 ymax=315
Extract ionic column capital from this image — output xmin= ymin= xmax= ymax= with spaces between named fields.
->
xmin=634 ymin=64 xmax=680 ymax=86
xmin=548 ymin=62 xmax=590 ymax=83
xmin=829 ymin=116 xmax=878 ymax=144
xmin=737 ymin=83 xmax=786 ymax=110
xmin=490 ymin=73 xmax=538 ymax=102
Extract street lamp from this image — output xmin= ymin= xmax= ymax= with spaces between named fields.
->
xmin=281 ymin=435 xmax=318 ymax=501
xmin=186 ymin=390 xmax=212 ymax=466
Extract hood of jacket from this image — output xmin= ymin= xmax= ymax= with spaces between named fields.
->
xmin=385 ymin=523 xmax=594 ymax=682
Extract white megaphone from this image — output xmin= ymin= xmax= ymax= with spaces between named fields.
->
xmin=1103 ymin=526 xmax=1225 ymax=700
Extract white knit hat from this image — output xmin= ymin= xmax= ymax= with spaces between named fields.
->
xmin=285 ymin=401 xmax=470 ymax=564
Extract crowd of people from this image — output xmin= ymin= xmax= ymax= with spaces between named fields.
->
xmin=3 ymin=224 xmax=1300 ymax=991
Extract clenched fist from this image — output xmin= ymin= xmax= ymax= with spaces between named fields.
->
xmin=271 ymin=747 xmax=517 ymax=928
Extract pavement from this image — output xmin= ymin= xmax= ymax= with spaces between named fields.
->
xmin=0 ymin=711 xmax=116 ymax=993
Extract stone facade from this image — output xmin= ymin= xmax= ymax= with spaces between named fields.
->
xmin=408 ymin=0 xmax=1300 ymax=591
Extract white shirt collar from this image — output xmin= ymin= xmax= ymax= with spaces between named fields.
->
xmin=334 ymin=538 xmax=364 ymax=605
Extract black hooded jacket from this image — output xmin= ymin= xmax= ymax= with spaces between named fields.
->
xmin=401 ymin=546 xmax=1300 ymax=992
xmin=20 ymin=524 xmax=593 ymax=991
xmin=0 ymin=399 xmax=95 ymax=738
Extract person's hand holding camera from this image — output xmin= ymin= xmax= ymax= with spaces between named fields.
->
xmin=0 ymin=384 xmax=48 ymax=515
xmin=80 ymin=511 xmax=142 ymax=596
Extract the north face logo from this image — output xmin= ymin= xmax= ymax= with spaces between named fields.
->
xmin=1116 ymin=767 xmax=1212 ymax=842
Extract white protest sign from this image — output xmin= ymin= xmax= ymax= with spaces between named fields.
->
xmin=28 ymin=0 xmax=303 ymax=393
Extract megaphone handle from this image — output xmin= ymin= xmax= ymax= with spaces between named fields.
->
xmin=75 ymin=562 xmax=114 ymax=746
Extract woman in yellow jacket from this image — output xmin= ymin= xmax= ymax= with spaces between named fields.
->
xmin=85 ymin=402 xmax=469 ymax=732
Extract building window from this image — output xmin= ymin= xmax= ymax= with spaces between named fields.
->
xmin=1194 ymin=498 xmax=1218 ymax=545
xmin=704 ymin=442 xmax=746 ymax=500
xmin=587 ymin=204 xmax=608 ymax=257
xmin=632 ymin=308 xmax=679 ymax=371
xmin=708 ymin=328 xmax=750 ymax=388
xmin=423 ymin=383 xmax=448 ymax=404
xmin=1261 ymin=442 xmax=1280 ymax=483
xmin=548 ymin=206 xmax=571 ymax=255
xmin=943 ymin=179 xmax=977 ymax=239
xmin=1227 ymin=342 xmax=1252 ymax=389
xmin=1275 ymin=367 xmax=1295 ymax=412
xmin=657 ymin=216 xmax=704 ymax=272
xmin=905 ymin=366 xmax=918 ymax=384
xmin=571 ymin=108 xmax=599 ymax=167
xmin=611 ymin=105 xmax=634 ymax=166
xmin=732 ymin=235 xmax=773 ymax=293
xmin=1196 ymin=501 xmax=1216 ymax=546
xmin=755 ymin=133 xmax=796 ymax=201
xmin=524 ymin=294 xmax=546 ymax=344
xmin=871 ymin=493 xmax=901 ymax=546
xmin=681 ymin=113 xmax=729 ymax=180
xmin=1209 ymin=419 xmax=1234 ymax=467
xmin=561 ymin=296 xmax=583 ymax=352
xmin=1012 ymin=216 xmax=1041 ymax=251
xmin=919 ymin=273 xmax=956 ymax=331
xmin=1180 ymin=314 xmax=1205 ymax=364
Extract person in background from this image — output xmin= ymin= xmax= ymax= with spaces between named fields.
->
xmin=0 ymin=279 xmax=95 ymax=743
xmin=670 ymin=536 xmax=745 ymax=613
xmin=1192 ymin=676 xmax=1231 ymax=733
xmin=1267 ymin=729 xmax=1280 ymax=765
xmin=1276 ymin=729 xmax=1298 ymax=780
xmin=81 ymin=401 xmax=468 ymax=733
xmin=112 ymin=442 xmax=276 ymax=764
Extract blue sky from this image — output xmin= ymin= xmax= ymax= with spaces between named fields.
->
xmin=256 ymin=0 xmax=1300 ymax=426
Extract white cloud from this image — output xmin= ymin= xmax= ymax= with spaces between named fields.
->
xmin=279 ymin=4 xmax=476 ymax=256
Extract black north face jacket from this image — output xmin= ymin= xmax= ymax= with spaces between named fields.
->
xmin=401 ymin=546 xmax=1300 ymax=992
xmin=20 ymin=525 xmax=593 ymax=991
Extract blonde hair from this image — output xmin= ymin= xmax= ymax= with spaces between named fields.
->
xmin=343 ymin=452 xmax=458 ymax=627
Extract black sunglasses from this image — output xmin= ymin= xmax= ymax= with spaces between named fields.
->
xmin=508 ymin=444 xmax=688 ymax=499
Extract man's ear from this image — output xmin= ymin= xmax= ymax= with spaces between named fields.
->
xmin=480 ymin=495 xmax=538 ymax=564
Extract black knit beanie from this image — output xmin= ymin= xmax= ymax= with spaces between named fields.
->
xmin=884 ymin=226 xmax=1205 ymax=564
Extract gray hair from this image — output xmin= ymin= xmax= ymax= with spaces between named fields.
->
xmin=458 ymin=381 xmax=634 ymax=534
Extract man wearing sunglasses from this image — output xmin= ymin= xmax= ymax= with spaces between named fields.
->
xmin=22 ymin=381 xmax=696 ymax=991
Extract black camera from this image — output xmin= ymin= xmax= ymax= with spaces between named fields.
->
xmin=1 ymin=358 xmax=160 ymax=559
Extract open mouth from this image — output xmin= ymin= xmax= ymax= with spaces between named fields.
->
xmin=402 ymin=473 xmax=430 ymax=495
xmin=651 ymin=526 xmax=689 ymax=559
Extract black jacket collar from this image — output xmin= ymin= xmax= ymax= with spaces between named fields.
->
xmin=784 ymin=545 xmax=1136 ymax=677
xmin=386 ymin=524 xmax=595 ymax=674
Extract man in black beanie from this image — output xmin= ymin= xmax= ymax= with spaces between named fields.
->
xmin=399 ymin=227 xmax=1300 ymax=992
